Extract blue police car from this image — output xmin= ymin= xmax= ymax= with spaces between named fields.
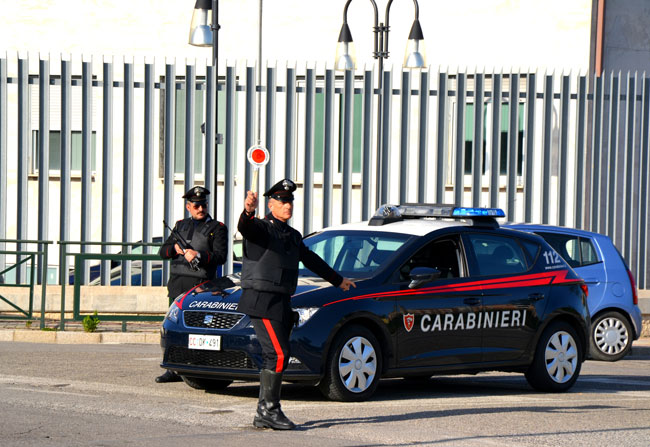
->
xmin=506 ymin=224 xmax=642 ymax=361
xmin=160 ymin=205 xmax=590 ymax=402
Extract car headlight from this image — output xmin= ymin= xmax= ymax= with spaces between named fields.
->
xmin=293 ymin=307 xmax=319 ymax=327
xmin=165 ymin=303 xmax=180 ymax=323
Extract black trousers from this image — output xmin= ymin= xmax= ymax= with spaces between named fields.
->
xmin=251 ymin=317 xmax=293 ymax=373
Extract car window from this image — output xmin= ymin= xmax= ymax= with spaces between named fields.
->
xmin=580 ymin=238 xmax=599 ymax=266
xmin=534 ymin=232 xmax=600 ymax=268
xmin=399 ymin=237 xmax=463 ymax=281
xmin=466 ymin=234 xmax=527 ymax=276
xmin=301 ymin=231 xmax=411 ymax=278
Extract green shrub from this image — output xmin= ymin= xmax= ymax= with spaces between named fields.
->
xmin=82 ymin=311 xmax=100 ymax=333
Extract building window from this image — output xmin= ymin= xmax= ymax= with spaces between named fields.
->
xmin=463 ymin=102 xmax=524 ymax=176
xmin=31 ymin=130 xmax=97 ymax=174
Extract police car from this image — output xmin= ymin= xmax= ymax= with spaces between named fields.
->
xmin=160 ymin=204 xmax=590 ymax=402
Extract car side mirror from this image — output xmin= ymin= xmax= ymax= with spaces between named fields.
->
xmin=408 ymin=267 xmax=441 ymax=289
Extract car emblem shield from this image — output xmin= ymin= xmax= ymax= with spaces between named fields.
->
xmin=203 ymin=314 xmax=214 ymax=325
xmin=403 ymin=313 xmax=415 ymax=332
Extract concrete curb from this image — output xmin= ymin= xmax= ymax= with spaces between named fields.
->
xmin=0 ymin=329 xmax=160 ymax=345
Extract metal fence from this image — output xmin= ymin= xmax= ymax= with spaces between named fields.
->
xmin=0 ymin=54 xmax=648 ymax=288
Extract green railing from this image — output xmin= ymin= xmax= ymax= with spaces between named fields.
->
xmin=0 ymin=239 xmax=52 ymax=329
xmin=59 ymin=241 xmax=163 ymax=330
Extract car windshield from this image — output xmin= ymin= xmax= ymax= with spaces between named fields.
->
xmin=300 ymin=230 xmax=412 ymax=278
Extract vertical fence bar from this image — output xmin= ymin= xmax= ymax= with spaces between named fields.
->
xmin=558 ymin=74 xmax=570 ymax=226
xmin=142 ymin=61 xmax=155 ymax=286
xmin=623 ymin=72 xmax=637 ymax=266
xmin=399 ymin=70 xmax=411 ymax=204
xmin=162 ymin=61 xmax=176 ymax=286
xmin=638 ymin=73 xmax=650 ymax=288
xmin=490 ymin=72 xmax=502 ymax=208
xmin=436 ymin=70 xmax=448 ymax=203
xmin=507 ymin=73 xmax=520 ymax=220
xmin=244 ymin=65 xmax=255 ymax=192
xmin=17 ymin=57 xmax=29 ymax=283
xmin=38 ymin=57 xmax=50 ymax=285
xmin=223 ymin=65 xmax=236 ymax=275
xmin=264 ymin=66 xmax=276 ymax=209
xmin=591 ymin=74 xmax=604 ymax=233
xmin=0 ymin=55 xmax=6 ymax=275
xmin=361 ymin=68 xmax=374 ymax=220
xmin=574 ymin=74 xmax=587 ymax=229
xmin=122 ymin=60 xmax=134 ymax=285
xmin=100 ymin=59 xmax=114 ymax=285
xmin=472 ymin=72 xmax=484 ymax=207
xmin=59 ymin=58 xmax=72 ymax=286
xmin=524 ymin=72 xmax=536 ymax=222
xmin=184 ymin=63 xmax=196 ymax=205
xmin=454 ymin=72 xmax=466 ymax=206
xmin=322 ymin=68 xmax=334 ymax=228
xmin=341 ymin=69 xmax=354 ymax=223
xmin=303 ymin=67 xmax=315 ymax=234
xmin=606 ymin=71 xmax=620 ymax=241
xmin=80 ymin=59 xmax=93 ymax=284
xmin=417 ymin=70 xmax=429 ymax=204
xmin=284 ymin=65 xmax=296 ymax=179
xmin=380 ymin=69 xmax=393 ymax=205
xmin=541 ymin=72 xmax=553 ymax=224
xmin=205 ymin=64 xmax=216 ymax=199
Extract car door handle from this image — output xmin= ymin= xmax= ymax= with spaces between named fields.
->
xmin=464 ymin=298 xmax=480 ymax=305
xmin=528 ymin=293 xmax=544 ymax=301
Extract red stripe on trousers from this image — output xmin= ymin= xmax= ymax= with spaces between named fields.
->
xmin=262 ymin=318 xmax=285 ymax=373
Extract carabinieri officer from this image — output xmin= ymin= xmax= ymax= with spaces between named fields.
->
xmin=238 ymin=179 xmax=355 ymax=430
xmin=156 ymin=186 xmax=228 ymax=384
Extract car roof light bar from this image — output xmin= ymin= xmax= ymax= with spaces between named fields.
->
xmin=368 ymin=204 xmax=506 ymax=226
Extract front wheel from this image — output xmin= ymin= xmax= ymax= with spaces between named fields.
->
xmin=319 ymin=325 xmax=382 ymax=402
xmin=589 ymin=311 xmax=633 ymax=361
xmin=180 ymin=376 xmax=232 ymax=391
xmin=525 ymin=321 xmax=583 ymax=392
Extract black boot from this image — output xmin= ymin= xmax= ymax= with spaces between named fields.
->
xmin=155 ymin=369 xmax=182 ymax=383
xmin=253 ymin=369 xmax=296 ymax=430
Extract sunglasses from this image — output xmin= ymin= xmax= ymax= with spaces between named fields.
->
xmin=190 ymin=202 xmax=208 ymax=210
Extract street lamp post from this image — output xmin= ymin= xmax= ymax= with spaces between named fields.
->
xmin=189 ymin=0 xmax=220 ymax=214
xmin=335 ymin=0 xmax=426 ymax=207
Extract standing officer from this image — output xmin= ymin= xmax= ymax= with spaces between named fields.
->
xmin=238 ymin=179 xmax=355 ymax=430
xmin=156 ymin=186 xmax=228 ymax=383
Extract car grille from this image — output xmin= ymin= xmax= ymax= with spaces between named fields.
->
xmin=184 ymin=311 xmax=245 ymax=329
xmin=166 ymin=346 xmax=255 ymax=369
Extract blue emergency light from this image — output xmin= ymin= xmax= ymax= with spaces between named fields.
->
xmin=369 ymin=204 xmax=506 ymax=226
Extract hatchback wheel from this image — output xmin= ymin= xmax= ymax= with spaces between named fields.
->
xmin=525 ymin=321 xmax=583 ymax=392
xmin=589 ymin=311 xmax=633 ymax=361
xmin=319 ymin=325 xmax=382 ymax=402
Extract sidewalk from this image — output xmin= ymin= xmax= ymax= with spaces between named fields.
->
xmin=0 ymin=319 xmax=161 ymax=344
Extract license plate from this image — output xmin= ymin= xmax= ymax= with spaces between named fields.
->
xmin=188 ymin=334 xmax=221 ymax=351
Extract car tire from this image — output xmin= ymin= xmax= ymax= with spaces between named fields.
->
xmin=318 ymin=325 xmax=382 ymax=402
xmin=525 ymin=321 xmax=583 ymax=392
xmin=589 ymin=311 xmax=633 ymax=362
xmin=180 ymin=376 xmax=232 ymax=391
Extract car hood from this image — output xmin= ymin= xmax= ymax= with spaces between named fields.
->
xmin=174 ymin=275 xmax=354 ymax=311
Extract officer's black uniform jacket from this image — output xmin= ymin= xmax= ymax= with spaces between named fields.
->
xmin=237 ymin=210 xmax=343 ymax=324
xmin=160 ymin=215 xmax=228 ymax=299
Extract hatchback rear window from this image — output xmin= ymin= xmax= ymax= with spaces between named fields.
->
xmin=535 ymin=232 xmax=600 ymax=268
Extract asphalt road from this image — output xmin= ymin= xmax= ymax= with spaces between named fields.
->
xmin=1 ymin=342 xmax=649 ymax=447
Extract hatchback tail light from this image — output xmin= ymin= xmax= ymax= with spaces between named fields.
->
xmin=580 ymin=283 xmax=589 ymax=298
xmin=627 ymin=269 xmax=638 ymax=305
